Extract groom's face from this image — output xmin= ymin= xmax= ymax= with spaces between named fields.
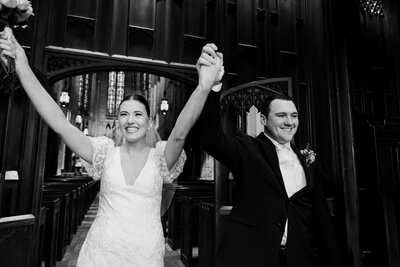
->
xmin=261 ymin=99 xmax=298 ymax=144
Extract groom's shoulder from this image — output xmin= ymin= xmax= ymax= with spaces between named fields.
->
xmin=232 ymin=132 xmax=260 ymax=146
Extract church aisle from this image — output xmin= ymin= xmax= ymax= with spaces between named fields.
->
xmin=56 ymin=194 xmax=185 ymax=267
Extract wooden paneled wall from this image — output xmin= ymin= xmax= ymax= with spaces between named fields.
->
xmin=323 ymin=0 xmax=400 ymax=266
xmin=349 ymin=3 xmax=400 ymax=118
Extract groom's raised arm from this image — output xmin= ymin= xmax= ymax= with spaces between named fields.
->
xmin=164 ymin=43 xmax=223 ymax=170
xmin=198 ymin=89 xmax=242 ymax=172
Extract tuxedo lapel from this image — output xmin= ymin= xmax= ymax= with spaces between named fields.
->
xmin=256 ymin=134 xmax=287 ymax=194
xmin=291 ymin=145 xmax=313 ymax=197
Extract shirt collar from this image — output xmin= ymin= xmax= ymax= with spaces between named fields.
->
xmin=263 ymin=132 xmax=292 ymax=151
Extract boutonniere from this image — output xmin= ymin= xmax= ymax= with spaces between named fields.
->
xmin=300 ymin=143 xmax=316 ymax=167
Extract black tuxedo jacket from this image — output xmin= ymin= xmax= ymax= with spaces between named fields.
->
xmin=198 ymin=91 xmax=343 ymax=267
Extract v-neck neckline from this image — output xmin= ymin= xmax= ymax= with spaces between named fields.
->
xmin=118 ymin=147 xmax=152 ymax=187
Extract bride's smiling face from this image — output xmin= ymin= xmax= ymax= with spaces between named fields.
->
xmin=118 ymin=100 xmax=149 ymax=142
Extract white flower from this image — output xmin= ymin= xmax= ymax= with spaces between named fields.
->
xmin=300 ymin=143 xmax=316 ymax=167
xmin=0 ymin=0 xmax=33 ymax=26
xmin=2 ymin=0 xmax=20 ymax=9
xmin=309 ymin=153 xmax=315 ymax=163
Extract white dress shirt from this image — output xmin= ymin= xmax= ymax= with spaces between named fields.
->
xmin=264 ymin=133 xmax=307 ymax=246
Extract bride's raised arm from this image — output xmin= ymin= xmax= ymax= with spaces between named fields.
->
xmin=0 ymin=32 xmax=94 ymax=163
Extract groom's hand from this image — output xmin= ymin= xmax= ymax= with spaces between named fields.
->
xmin=196 ymin=43 xmax=218 ymax=73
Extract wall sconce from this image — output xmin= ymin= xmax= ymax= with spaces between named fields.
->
xmin=160 ymin=93 xmax=169 ymax=115
xmin=60 ymin=90 xmax=70 ymax=107
xmin=75 ymin=115 xmax=82 ymax=129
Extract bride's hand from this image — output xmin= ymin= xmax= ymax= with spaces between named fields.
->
xmin=0 ymin=29 xmax=15 ymax=70
xmin=0 ymin=29 xmax=29 ymax=72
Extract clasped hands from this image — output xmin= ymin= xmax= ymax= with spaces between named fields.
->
xmin=196 ymin=43 xmax=224 ymax=92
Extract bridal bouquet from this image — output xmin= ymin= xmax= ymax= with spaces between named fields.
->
xmin=0 ymin=0 xmax=33 ymax=28
xmin=0 ymin=0 xmax=33 ymax=73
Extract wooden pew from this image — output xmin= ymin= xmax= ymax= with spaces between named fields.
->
xmin=42 ymin=191 xmax=70 ymax=261
xmin=36 ymin=207 xmax=47 ymax=267
xmin=0 ymin=214 xmax=36 ymax=267
xmin=180 ymin=195 xmax=214 ymax=267
xmin=42 ymin=198 xmax=61 ymax=267
xmin=198 ymin=202 xmax=215 ymax=267
xmin=197 ymin=203 xmax=231 ymax=267
xmin=41 ymin=176 xmax=99 ymax=262
xmin=43 ymin=181 xmax=97 ymax=230
xmin=167 ymin=182 xmax=214 ymax=250
xmin=1 ymin=180 xmax=19 ymax=216
xmin=45 ymin=176 xmax=100 ymax=222
xmin=45 ymin=176 xmax=99 ymax=214
xmin=43 ymin=185 xmax=78 ymax=237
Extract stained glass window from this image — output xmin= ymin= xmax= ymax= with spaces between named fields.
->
xmin=78 ymin=74 xmax=90 ymax=114
xmin=116 ymin=71 xmax=125 ymax=107
xmin=107 ymin=71 xmax=125 ymax=116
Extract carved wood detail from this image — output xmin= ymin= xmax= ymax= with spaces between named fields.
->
xmin=0 ymin=70 xmax=23 ymax=96
xmin=220 ymin=78 xmax=291 ymax=115
xmin=128 ymin=26 xmax=154 ymax=38
xmin=44 ymin=49 xmax=198 ymax=86
xmin=67 ymin=15 xmax=95 ymax=28
xmin=46 ymin=55 xmax=99 ymax=74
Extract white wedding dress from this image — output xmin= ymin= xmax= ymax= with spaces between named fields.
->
xmin=77 ymin=136 xmax=186 ymax=267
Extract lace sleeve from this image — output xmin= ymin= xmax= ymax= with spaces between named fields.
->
xmin=155 ymin=141 xmax=187 ymax=183
xmin=81 ymin=136 xmax=114 ymax=180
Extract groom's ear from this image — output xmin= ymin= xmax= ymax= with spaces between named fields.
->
xmin=260 ymin=114 xmax=267 ymax=126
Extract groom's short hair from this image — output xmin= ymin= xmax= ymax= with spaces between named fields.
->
xmin=261 ymin=94 xmax=293 ymax=116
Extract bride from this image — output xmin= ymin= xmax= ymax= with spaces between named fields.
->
xmin=0 ymin=30 xmax=223 ymax=267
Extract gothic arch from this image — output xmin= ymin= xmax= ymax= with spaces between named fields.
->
xmin=43 ymin=50 xmax=198 ymax=87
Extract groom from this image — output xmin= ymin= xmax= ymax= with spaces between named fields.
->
xmin=196 ymin=44 xmax=344 ymax=267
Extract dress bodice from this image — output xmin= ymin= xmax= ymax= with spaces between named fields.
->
xmin=77 ymin=137 xmax=186 ymax=267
